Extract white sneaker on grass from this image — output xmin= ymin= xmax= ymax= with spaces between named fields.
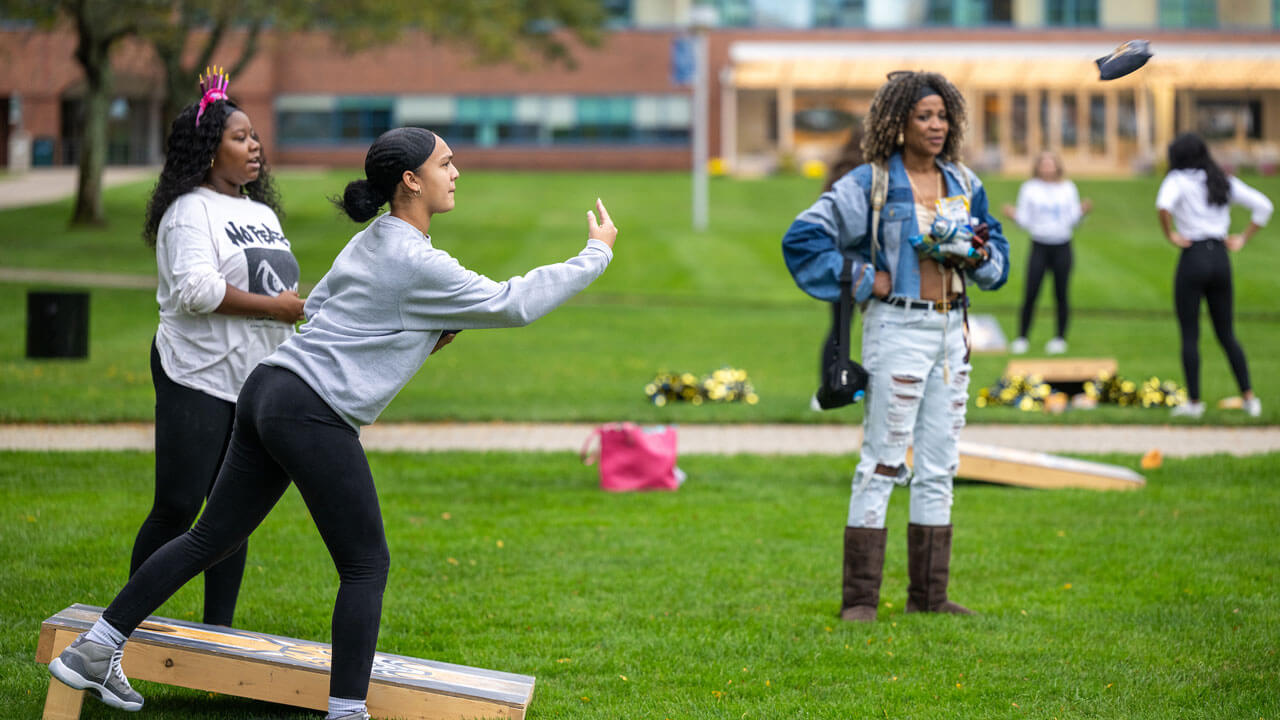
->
xmin=1243 ymin=396 xmax=1262 ymax=418
xmin=1010 ymin=337 xmax=1029 ymax=355
xmin=328 ymin=712 xmax=371 ymax=720
xmin=1171 ymin=401 xmax=1205 ymax=419
xmin=48 ymin=635 xmax=143 ymax=711
xmin=1045 ymin=337 xmax=1068 ymax=355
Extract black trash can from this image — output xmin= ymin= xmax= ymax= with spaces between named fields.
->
xmin=26 ymin=290 xmax=89 ymax=359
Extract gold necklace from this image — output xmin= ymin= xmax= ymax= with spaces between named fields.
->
xmin=905 ymin=169 xmax=942 ymax=207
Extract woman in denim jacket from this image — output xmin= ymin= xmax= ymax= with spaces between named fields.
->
xmin=782 ymin=71 xmax=1009 ymax=622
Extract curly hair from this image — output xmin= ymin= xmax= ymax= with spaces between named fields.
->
xmin=861 ymin=71 xmax=967 ymax=165
xmin=143 ymin=99 xmax=282 ymax=246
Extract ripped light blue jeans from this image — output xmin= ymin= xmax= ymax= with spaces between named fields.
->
xmin=848 ymin=299 xmax=971 ymax=528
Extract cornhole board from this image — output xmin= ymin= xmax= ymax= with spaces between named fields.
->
xmin=910 ymin=442 xmax=1144 ymax=491
xmin=1005 ymin=357 xmax=1117 ymax=382
xmin=34 ymin=604 xmax=534 ymax=720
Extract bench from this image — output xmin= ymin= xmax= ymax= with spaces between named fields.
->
xmin=35 ymin=604 xmax=535 ymax=720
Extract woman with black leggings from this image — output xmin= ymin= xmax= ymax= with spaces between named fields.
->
xmin=49 ymin=127 xmax=618 ymax=720
xmin=1001 ymin=151 xmax=1091 ymax=355
xmin=1157 ymin=132 xmax=1271 ymax=419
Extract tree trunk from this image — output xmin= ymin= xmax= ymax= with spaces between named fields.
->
xmin=69 ymin=12 xmax=114 ymax=227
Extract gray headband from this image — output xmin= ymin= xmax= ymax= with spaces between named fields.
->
xmin=916 ymin=84 xmax=940 ymax=102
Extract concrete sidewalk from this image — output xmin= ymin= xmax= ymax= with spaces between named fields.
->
xmin=2 ymin=422 xmax=1277 ymax=457
xmin=0 ymin=167 xmax=157 ymax=209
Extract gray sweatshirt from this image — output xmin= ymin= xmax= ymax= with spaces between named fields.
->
xmin=264 ymin=213 xmax=613 ymax=428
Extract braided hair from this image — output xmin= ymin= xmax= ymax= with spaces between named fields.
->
xmin=1167 ymin=132 xmax=1230 ymax=206
xmin=142 ymin=100 xmax=282 ymax=247
xmin=861 ymin=71 xmax=967 ymax=165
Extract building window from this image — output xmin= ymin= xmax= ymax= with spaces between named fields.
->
xmin=1061 ymin=94 xmax=1078 ymax=149
xmin=1089 ymin=94 xmax=1106 ymax=153
xmin=1196 ymin=99 xmax=1262 ymax=140
xmin=1118 ymin=91 xmax=1137 ymax=140
xmin=337 ymin=98 xmax=393 ymax=141
xmin=602 ymin=0 xmax=631 ymax=27
xmin=814 ymin=0 xmax=867 ymax=27
xmin=714 ymin=0 xmax=866 ymax=27
xmin=1159 ymin=0 xmax=1217 ymax=28
xmin=279 ymin=93 xmax=689 ymax=147
xmin=926 ymin=0 xmax=1012 ymax=25
xmin=1012 ymin=93 xmax=1028 ymax=156
xmin=1045 ymin=0 xmax=1098 ymax=26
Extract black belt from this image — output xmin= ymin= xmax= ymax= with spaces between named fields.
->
xmin=878 ymin=295 xmax=969 ymax=313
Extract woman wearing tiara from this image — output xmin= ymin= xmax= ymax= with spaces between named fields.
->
xmin=130 ymin=67 xmax=305 ymax=628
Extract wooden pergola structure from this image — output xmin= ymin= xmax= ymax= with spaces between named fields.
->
xmin=721 ymin=41 xmax=1280 ymax=176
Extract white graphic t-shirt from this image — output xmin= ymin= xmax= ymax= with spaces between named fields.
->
xmin=154 ymin=187 xmax=300 ymax=402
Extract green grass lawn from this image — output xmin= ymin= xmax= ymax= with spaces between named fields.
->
xmin=2 ymin=449 xmax=1277 ymax=718
xmin=3 ymin=170 xmax=1279 ymax=424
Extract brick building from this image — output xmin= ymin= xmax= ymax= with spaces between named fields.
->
xmin=2 ymin=0 xmax=1278 ymax=175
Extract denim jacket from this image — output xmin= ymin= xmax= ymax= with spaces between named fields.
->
xmin=782 ymin=152 xmax=1009 ymax=303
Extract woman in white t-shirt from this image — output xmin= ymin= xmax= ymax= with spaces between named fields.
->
xmin=1001 ymin=151 xmax=1091 ymax=355
xmin=131 ymin=70 xmax=305 ymax=626
xmin=1157 ymin=132 xmax=1272 ymax=419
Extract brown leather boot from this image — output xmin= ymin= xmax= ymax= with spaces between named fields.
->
xmin=840 ymin=526 xmax=887 ymax=622
xmin=905 ymin=523 xmax=974 ymax=615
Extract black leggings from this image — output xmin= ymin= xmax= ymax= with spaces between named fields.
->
xmin=1017 ymin=241 xmax=1073 ymax=339
xmin=1174 ymin=239 xmax=1251 ymax=401
xmin=104 ymin=364 xmax=389 ymax=701
xmin=130 ymin=340 xmax=245 ymax=626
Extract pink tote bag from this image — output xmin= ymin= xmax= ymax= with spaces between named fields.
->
xmin=581 ymin=423 xmax=683 ymax=492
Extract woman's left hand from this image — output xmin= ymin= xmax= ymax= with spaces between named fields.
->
xmin=1225 ymin=234 xmax=1246 ymax=252
xmin=432 ymin=332 xmax=458 ymax=354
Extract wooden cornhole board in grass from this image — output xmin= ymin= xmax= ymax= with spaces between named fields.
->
xmin=35 ymin=604 xmax=534 ymax=720
xmin=910 ymin=442 xmax=1144 ymax=491
xmin=1004 ymin=357 xmax=1117 ymax=383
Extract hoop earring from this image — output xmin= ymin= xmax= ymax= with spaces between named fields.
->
xmin=896 ymin=131 xmax=904 ymax=146
xmin=209 ymin=157 xmax=215 ymax=168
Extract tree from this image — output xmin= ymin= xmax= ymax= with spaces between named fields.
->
xmin=1 ymin=0 xmax=607 ymax=228
xmin=149 ymin=0 xmax=609 ymax=137
xmin=0 ymin=0 xmax=168 ymax=226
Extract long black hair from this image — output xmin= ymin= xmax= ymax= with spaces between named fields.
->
xmin=1167 ymin=132 xmax=1230 ymax=206
xmin=142 ymin=100 xmax=282 ymax=247
xmin=862 ymin=70 xmax=967 ymax=165
xmin=333 ymin=127 xmax=437 ymax=223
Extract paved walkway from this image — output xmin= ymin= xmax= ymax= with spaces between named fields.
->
xmin=0 ymin=167 xmax=157 ymax=209
xmin=1 ymin=422 xmax=1277 ymax=457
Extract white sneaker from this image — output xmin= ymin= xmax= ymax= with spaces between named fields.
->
xmin=1010 ymin=337 xmax=1029 ymax=355
xmin=1171 ymin=401 xmax=1205 ymax=419
xmin=1243 ymin=397 xmax=1262 ymax=418
xmin=1045 ymin=337 xmax=1068 ymax=355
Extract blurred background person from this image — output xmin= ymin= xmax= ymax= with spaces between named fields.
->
xmin=1157 ymin=132 xmax=1272 ymax=419
xmin=1001 ymin=151 xmax=1091 ymax=355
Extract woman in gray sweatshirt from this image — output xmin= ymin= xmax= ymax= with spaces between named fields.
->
xmin=49 ymin=127 xmax=617 ymax=720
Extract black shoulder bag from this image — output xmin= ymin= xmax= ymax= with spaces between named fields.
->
xmin=814 ymin=256 xmax=869 ymax=410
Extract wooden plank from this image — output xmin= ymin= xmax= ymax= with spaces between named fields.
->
xmin=41 ymin=676 xmax=84 ymax=720
xmin=1003 ymin=357 xmax=1117 ymax=383
xmin=37 ymin=605 xmax=533 ymax=720
xmin=908 ymin=442 xmax=1144 ymax=491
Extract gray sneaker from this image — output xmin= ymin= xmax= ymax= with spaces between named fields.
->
xmin=328 ymin=712 xmax=371 ymax=720
xmin=48 ymin=635 xmax=144 ymax=711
